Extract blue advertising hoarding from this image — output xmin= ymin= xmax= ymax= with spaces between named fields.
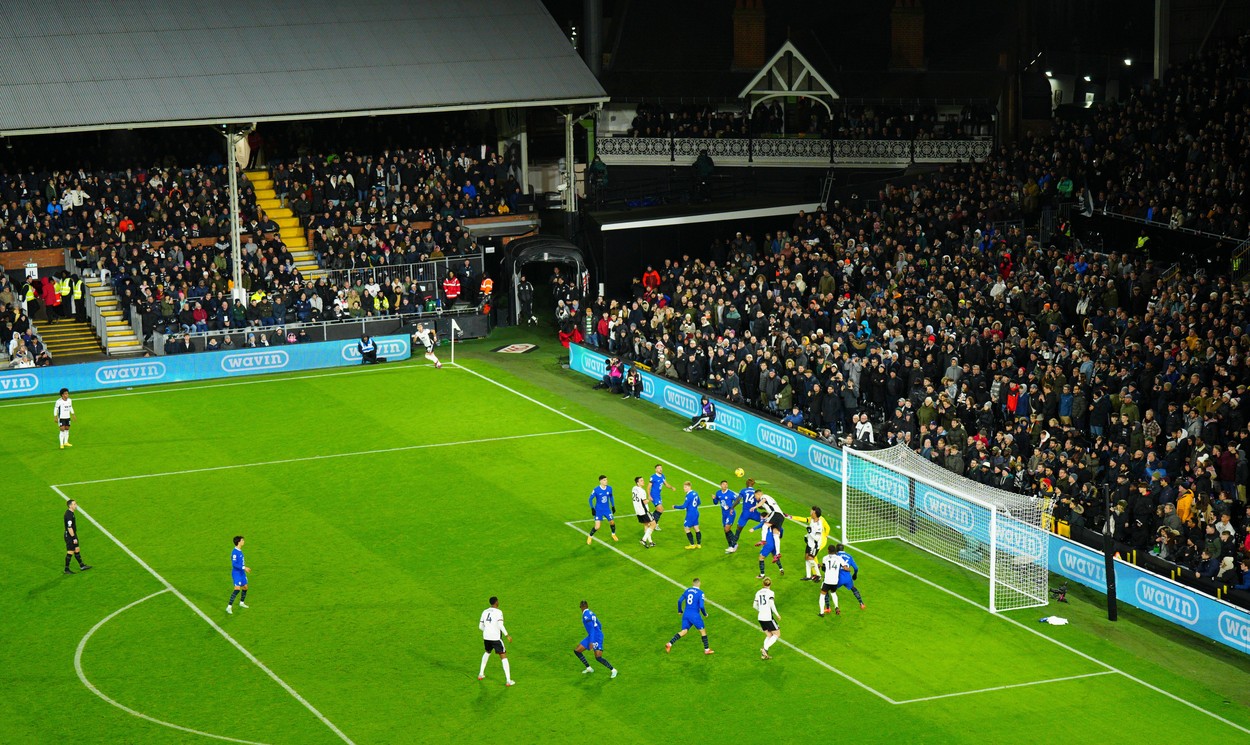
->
xmin=0 ymin=335 xmax=411 ymax=399
xmin=570 ymin=344 xmax=1250 ymax=654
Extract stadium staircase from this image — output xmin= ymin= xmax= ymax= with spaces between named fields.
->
xmin=35 ymin=319 xmax=104 ymax=358
xmin=245 ymin=170 xmax=324 ymax=280
xmin=83 ymin=277 xmax=143 ymax=355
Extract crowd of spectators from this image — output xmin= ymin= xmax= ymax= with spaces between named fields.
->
xmin=583 ymin=38 xmax=1250 ymax=595
xmin=272 ymin=146 xmax=521 ymax=269
xmin=619 ymin=102 xmax=993 ymax=140
xmin=0 ymin=164 xmax=257 ymax=252
xmin=1030 ymin=33 xmax=1250 ymax=238
xmin=0 ymin=276 xmax=51 ymax=367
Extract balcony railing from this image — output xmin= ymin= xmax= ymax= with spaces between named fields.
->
xmin=596 ymin=136 xmax=993 ymax=169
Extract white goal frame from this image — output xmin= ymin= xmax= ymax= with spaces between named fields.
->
xmin=841 ymin=444 xmax=1049 ymax=613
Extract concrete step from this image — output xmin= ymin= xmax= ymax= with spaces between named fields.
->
xmin=244 ymin=169 xmax=269 ymax=179
xmin=257 ymin=198 xmax=282 ymax=210
xmin=275 ymin=216 xmax=300 ymax=228
xmin=249 ymin=178 xmax=274 ymax=192
xmin=101 ymin=310 xmax=124 ymax=318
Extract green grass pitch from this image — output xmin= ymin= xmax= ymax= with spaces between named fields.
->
xmin=3 ymin=332 xmax=1250 ymax=744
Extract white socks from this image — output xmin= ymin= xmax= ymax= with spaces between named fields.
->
xmin=804 ymin=560 xmax=814 ymax=578
xmin=501 ymin=659 xmax=512 ymax=681
xmin=479 ymin=653 xmax=491 ymax=677
xmin=59 ymin=430 xmax=68 ymax=446
xmin=763 ymin=635 xmax=778 ymax=651
xmin=642 ymin=527 xmax=653 ymax=542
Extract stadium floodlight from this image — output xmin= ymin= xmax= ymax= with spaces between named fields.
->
xmin=1123 ymin=58 xmax=1133 ymax=66
xmin=841 ymin=444 xmax=1049 ymax=613
xmin=1044 ymin=70 xmax=1053 ymax=77
xmin=1083 ymin=75 xmax=1092 ymax=82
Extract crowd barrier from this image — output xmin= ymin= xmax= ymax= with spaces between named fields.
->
xmin=0 ymin=335 xmax=411 ymax=399
xmin=569 ymin=344 xmax=1250 ymax=654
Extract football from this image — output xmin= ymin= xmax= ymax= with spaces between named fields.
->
xmin=734 ymin=467 xmax=745 ymax=478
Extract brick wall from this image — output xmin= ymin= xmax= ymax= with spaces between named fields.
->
xmin=732 ymin=0 xmax=766 ymax=71
xmin=890 ymin=0 xmax=925 ymax=71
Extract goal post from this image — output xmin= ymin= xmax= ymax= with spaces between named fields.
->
xmin=841 ymin=444 xmax=1049 ymax=613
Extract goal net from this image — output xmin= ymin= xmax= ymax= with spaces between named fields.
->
xmin=841 ymin=444 xmax=1049 ymax=613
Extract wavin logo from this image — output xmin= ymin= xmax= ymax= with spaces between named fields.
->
xmin=807 ymin=444 xmax=841 ymax=478
xmin=639 ymin=376 xmax=655 ymax=398
xmin=715 ymin=407 xmax=745 ymax=436
xmin=342 ymin=339 xmax=407 ymax=361
xmin=0 ymin=373 xmax=38 ymax=396
xmin=920 ymin=489 xmax=976 ymax=533
xmin=756 ymin=424 xmax=798 ymax=458
xmin=1057 ymin=546 xmax=1106 ymax=586
xmin=220 ymin=350 xmax=290 ymax=373
xmin=95 ymin=361 xmax=166 ymax=385
xmin=1135 ymin=578 xmax=1199 ymax=626
xmin=998 ymin=524 xmax=1044 ymax=560
xmin=863 ymin=468 xmax=908 ymax=507
xmin=663 ymin=387 xmax=700 ymax=416
xmin=580 ymin=354 xmax=605 ymax=377
xmin=1218 ymin=612 xmax=1250 ymax=646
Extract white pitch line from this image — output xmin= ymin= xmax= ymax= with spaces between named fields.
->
xmin=454 ymin=361 xmax=1250 ymax=734
xmin=55 ymin=428 xmax=591 ymax=487
xmin=564 ymin=521 xmax=898 ymax=704
xmin=857 ymin=548 xmax=1250 ymax=734
xmin=75 ymin=589 xmax=272 ymax=745
xmin=50 ymin=486 xmax=356 ymax=745
xmin=0 ymin=358 xmax=428 ymax=409
xmin=892 ymin=671 xmax=1117 ymax=705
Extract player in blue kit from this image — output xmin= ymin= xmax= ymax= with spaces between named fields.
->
xmin=757 ymin=522 xmax=784 ymax=579
xmin=833 ymin=543 xmax=866 ymax=609
xmin=587 ymin=475 xmax=618 ymax=544
xmin=574 ymin=601 xmax=618 ymax=678
xmin=649 ymin=464 xmax=676 ymax=530
xmin=226 ymin=535 xmax=250 ymax=615
xmin=733 ymin=478 xmax=762 ymax=546
xmin=665 ymin=578 xmax=713 ymax=654
xmin=712 ymin=480 xmax=739 ymax=553
xmin=673 ymin=481 xmax=702 ymax=549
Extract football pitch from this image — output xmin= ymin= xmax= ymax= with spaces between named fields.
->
xmin=3 ymin=334 xmax=1250 ymax=744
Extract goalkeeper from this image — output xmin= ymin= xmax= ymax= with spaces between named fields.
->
xmin=793 ymin=506 xmax=830 ymax=582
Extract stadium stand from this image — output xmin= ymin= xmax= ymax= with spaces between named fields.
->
xmin=586 ymin=34 xmax=1250 ymax=601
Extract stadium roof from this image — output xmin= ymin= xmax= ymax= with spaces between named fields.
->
xmin=0 ymin=0 xmax=607 ymax=136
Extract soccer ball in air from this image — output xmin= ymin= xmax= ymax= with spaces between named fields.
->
xmin=734 ymin=468 xmax=745 ymax=478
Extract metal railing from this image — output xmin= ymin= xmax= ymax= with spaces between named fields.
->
xmin=1232 ymin=236 xmax=1250 ymax=282
xmin=596 ymin=136 xmax=993 ymax=168
xmin=1092 ymin=208 xmax=1242 ymax=243
xmin=320 ymin=254 xmax=485 ymax=292
xmin=82 ymin=281 xmax=111 ymax=355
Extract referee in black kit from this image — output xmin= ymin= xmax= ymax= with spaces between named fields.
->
xmin=63 ymin=499 xmax=92 ymax=574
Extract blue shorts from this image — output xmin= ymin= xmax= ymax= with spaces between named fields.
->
xmin=737 ymin=511 xmax=760 ymax=527
xmin=684 ymin=516 xmax=700 ymax=529
xmin=593 ymin=511 xmax=614 ymax=521
xmin=579 ymin=636 xmax=603 ymax=651
xmin=681 ymin=615 xmax=705 ymax=631
xmin=836 ymin=576 xmax=856 ymax=591
xmin=232 ymin=571 xmax=248 ymax=587
xmin=652 ymin=496 xmax=663 ymax=508
xmin=759 ymin=533 xmax=778 ymax=558
xmin=721 ymin=511 xmax=736 ymax=527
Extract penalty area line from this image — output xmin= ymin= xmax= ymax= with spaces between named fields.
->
xmin=75 ymin=588 xmax=273 ymax=745
xmin=892 ymin=670 xmax=1117 ymax=704
xmin=564 ymin=521 xmax=899 ymax=704
xmin=50 ymin=485 xmax=357 ymax=745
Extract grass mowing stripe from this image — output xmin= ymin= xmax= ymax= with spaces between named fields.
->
xmin=74 ymin=588 xmax=273 ymax=745
xmin=563 ymin=521 xmax=898 ymax=703
xmin=55 ymin=428 xmax=592 ymax=486
xmin=456 ymin=360 xmax=1250 ymax=736
xmin=891 ymin=671 xmax=1117 ymax=704
xmin=858 ymin=548 xmax=1250 ymax=734
xmin=49 ymin=486 xmax=357 ymax=745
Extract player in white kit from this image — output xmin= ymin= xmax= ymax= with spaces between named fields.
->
xmin=478 ymin=596 xmax=515 ymax=686
xmin=753 ymin=576 xmax=782 ymax=659
xmin=53 ymin=388 xmax=76 ymax=449
xmin=413 ymin=323 xmax=442 ymax=367
xmin=631 ymin=476 xmax=656 ymax=547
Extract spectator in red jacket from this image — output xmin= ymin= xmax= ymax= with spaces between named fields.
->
xmin=442 ymin=272 xmax=461 ymax=307
xmin=642 ymin=266 xmax=661 ymax=292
